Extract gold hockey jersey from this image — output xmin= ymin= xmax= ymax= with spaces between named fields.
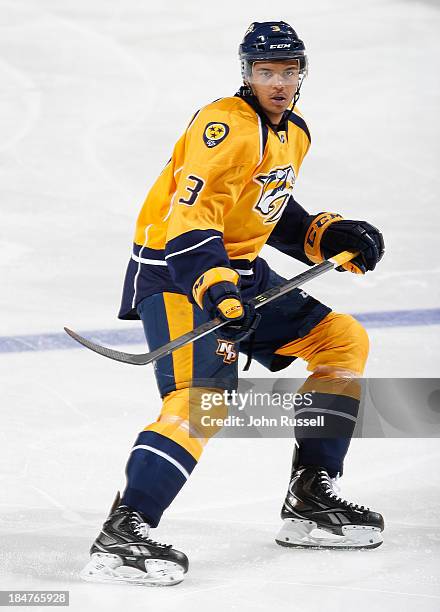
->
xmin=119 ymin=91 xmax=312 ymax=319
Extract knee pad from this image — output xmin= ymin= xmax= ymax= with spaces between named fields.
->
xmin=310 ymin=312 xmax=369 ymax=375
xmin=276 ymin=312 xmax=369 ymax=376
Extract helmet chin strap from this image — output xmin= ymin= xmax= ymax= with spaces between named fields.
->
xmin=290 ymin=74 xmax=305 ymax=111
xmin=241 ymin=80 xmax=253 ymax=98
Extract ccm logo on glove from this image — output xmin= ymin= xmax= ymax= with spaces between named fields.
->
xmin=304 ymin=212 xmax=385 ymax=274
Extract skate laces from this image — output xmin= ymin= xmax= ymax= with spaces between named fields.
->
xmin=129 ymin=512 xmax=171 ymax=549
xmin=318 ymin=470 xmax=369 ymax=512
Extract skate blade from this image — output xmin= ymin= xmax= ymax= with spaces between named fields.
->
xmin=275 ymin=518 xmax=383 ymax=550
xmin=80 ymin=553 xmax=185 ymax=586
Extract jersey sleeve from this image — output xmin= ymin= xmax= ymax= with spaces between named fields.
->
xmin=266 ymin=196 xmax=313 ymax=265
xmin=164 ymin=106 xmax=257 ymax=297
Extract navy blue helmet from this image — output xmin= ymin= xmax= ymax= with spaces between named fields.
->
xmin=239 ymin=21 xmax=308 ymax=80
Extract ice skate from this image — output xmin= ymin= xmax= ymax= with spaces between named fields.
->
xmin=81 ymin=494 xmax=188 ymax=586
xmin=275 ymin=467 xmax=384 ymax=549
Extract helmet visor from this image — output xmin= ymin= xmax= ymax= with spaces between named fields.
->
xmin=247 ymin=59 xmax=302 ymax=86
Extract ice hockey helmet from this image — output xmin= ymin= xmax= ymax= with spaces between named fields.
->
xmin=239 ymin=21 xmax=308 ymax=80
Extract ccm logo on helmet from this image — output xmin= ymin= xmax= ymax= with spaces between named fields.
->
xmin=269 ymin=43 xmax=291 ymax=49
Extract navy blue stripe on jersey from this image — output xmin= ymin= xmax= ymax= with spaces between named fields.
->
xmin=258 ymin=117 xmax=269 ymax=162
xmin=288 ymin=112 xmax=311 ymax=143
xmin=122 ymin=430 xmax=197 ymax=527
xmin=132 ymin=244 xmax=166 ymax=263
xmin=231 ymin=258 xmax=254 ymax=272
xmin=262 ymin=123 xmax=269 ymax=153
xmin=118 ymin=244 xmax=271 ymax=319
xmin=119 ymin=252 xmax=173 ymax=320
xmin=266 ymin=196 xmax=312 ymax=265
xmin=165 ymin=229 xmax=231 ymax=297
xmin=187 ymin=109 xmax=201 ymax=129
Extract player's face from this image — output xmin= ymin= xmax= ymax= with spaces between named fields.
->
xmin=248 ymin=60 xmax=300 ymax=123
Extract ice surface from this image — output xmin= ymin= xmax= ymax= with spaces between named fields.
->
xmin=1 ymin=0 xmax=439 ymax=610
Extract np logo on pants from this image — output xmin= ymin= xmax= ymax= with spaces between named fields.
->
xmin=216 ymin=339 xmax=238 ymax=364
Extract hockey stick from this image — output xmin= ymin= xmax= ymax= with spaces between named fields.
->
xmin=64 ymin=250 xmax=356 ymax=366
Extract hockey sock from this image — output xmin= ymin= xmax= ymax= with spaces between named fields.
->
xmin=121 ymin=430 xmax=197 ymax=527
xmin=295 ymin=376 xmax=360 ymax=476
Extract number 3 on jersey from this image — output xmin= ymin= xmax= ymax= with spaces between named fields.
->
xmin=178 ymin=174 xmax=205 ymax=206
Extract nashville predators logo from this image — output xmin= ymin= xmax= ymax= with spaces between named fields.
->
xmin=254 ymin=165 xmax=296 ymax=224
xmin=216 ymin=339 xmax=238 ymax=364
xmin=203 ymin=122 xmax=229 ymax=148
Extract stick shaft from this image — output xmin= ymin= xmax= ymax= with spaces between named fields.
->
xmin=64 ymin=250 xmax=356 ymax=366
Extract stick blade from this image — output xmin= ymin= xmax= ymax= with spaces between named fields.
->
xmin=63 ymin=327 xmax=151 ymax=365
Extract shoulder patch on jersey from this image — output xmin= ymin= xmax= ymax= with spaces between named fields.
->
xmin=288 ymin=113 xmax=311 ymax=143
xmin=203 ymin=122 xmax=230 ymax=148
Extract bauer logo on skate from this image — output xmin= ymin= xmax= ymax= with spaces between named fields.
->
xmin=215 ymin=339 xmax=238 ymax=364
xmin=254 ymin=165 xmax=296 ymax=224
xmin=203 ymin=122 xmax=230 ymax=148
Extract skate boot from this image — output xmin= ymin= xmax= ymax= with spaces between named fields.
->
xmin=80 ymin=494 xmax=188 ymax=586
xmin=275 ymin=467 xmax=384 ymax=549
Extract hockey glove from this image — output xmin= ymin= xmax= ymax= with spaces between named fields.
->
xmin=304 ymin=213 xmax=385 ymax=273
xmin=192 ymin=267 xmax=261 ymax=342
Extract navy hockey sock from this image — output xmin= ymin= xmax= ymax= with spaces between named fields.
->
xmin=121 ymin=430 xmax=197 ymax=527
xmin=295 ymin=392 xmax=359 ymax=477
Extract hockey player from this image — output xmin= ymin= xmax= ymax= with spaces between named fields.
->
xmin=81 ymin=21 xmax=385 ymax=586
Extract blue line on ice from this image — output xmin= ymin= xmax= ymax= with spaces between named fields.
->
xmin=1 ymin=308 xmax=439 ymax=354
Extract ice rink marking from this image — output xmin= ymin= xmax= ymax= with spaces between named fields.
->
xmin=0 ymin=307 xmax=439 ymax=354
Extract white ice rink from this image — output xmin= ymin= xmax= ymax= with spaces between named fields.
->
xmin=1 ymin=0 xmax=440 ymax=610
